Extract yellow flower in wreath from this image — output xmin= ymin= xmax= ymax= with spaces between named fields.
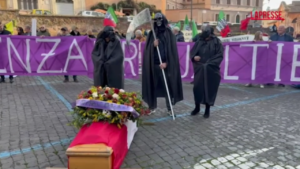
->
xmin=107 ymin=100 xmax=113 ymax=103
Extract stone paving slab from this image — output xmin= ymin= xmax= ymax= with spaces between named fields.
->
xmin=1 ymin=76 xmax=300 ymax=169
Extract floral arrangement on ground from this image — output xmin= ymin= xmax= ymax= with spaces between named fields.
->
xmin=69 ymin=86 xmax=150 ymax=129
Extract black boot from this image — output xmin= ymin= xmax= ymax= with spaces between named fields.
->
xmin=73 ymin=75 xmax=78 ymax=82
xmin=64 ymin=75 xmax=69 ymax=82
xmin=191 ymin=103 xmax=200 ymax=116
xmin=203 ymin=104 xmax=210 ymax=119
xmin=0 ymin=75 xmax=5 ymax=83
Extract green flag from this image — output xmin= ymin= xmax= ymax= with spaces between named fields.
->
xmin=183 ymin=15 xmax=190 ymax=30
xmin=176 ymin=21 xmax=181 ymax=30
xmin=191 ymin=20 xmax=198 ymax=38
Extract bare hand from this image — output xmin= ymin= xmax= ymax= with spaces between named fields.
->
xmin=160 ymin=63 xmax=167 ymax=69
xmin=154 ymin=39 xmax=159 ymax=47
xmin=194 ymin=56 xmax=201 ymax=62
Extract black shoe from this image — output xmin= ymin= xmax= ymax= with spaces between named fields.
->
xmin=63 ymin=79 xmax=69 ymax=83
xmin=203 ymin=105 xmax=210 ymax=118
xmin=191 ymin=107 xmax=200 ymax=116
xmin=190 ymin=81 xmax=194 ymax=84
xmin=0 ymin=80 xmax=5 ymax=83
xmin=278 ymin=84 xmax=285 ymax=87
xmin=9 ymin=79 xmax=13 ymax=83
xmin=74 ymin=79 xmax=78 ymax=83
xmin=203 ymin=113 xmax=210 ymax=118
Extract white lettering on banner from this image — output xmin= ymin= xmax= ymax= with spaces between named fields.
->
xmin=240 ymin=44 xmax=269 ymax=80
xmin=224 ymin=45 xmax=239 ymax=80
xmin=274 ymin=43 xmax=284 ymax=81
xmin=291 ymin=45 xmax=300 ymax=81
xmin=64 ymin=39 xmax=87 ymax=72
xmin=0 ymin=37 xmax=7 ymax=73
xmin=7 ymin=38 xmax=31 ymax=73
xmin=219 ymin=35 xmax=269 ymax=42
xmin=122 ymin=41 xmax=137 ymax=76
xmin=138 ymin=42 xmax=142 ymax=65
xmin=36 ymin=38 xmax=62 ymax=73
xmin=181 ymin=44 xmax=190 ymax=78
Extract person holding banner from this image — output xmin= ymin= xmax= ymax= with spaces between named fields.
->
xmin=245 ymin=31 xmax=265 ymax=88
xmin=269 ymin=25 xmax=293 ymax=87
xmin=173 ymin=26 xmax=185 ymax=42
xmin=190 ymin=25 xmax=223 ymax=118
xmin=134 ymin=30 xmax=146 ymax=42
xmin=0 ymin=22 xmax=14 ymax=83
xmin=60 ymin=27 xmax=78 ymax=83
xmin=142 ymin=13 xmax=183 ymax=115
xmin=92 ymin=26 xmax=124 ymax=89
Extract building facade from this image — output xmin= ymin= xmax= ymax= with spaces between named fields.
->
xmin=165 ymin=0 xmax=263 ymax=25
xmin=85 ymin=0 xmax=166 ymax=14
xmin=1 ymin=0 xmax=85 ymax=15
xmin=274 ymin=1 xmax=300 ymax=37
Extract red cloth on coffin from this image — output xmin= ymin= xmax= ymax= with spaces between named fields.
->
xmin=68 ymin=122 xmax=128 ymax=169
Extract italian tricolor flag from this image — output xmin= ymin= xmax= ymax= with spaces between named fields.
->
xmin=216 ymin=11 xmax=231 ymax=37
xmin=68 ymin=121 xmax=138 ymax=169
xmin=103 ymin=7 xmax=118 ymax=27
xmin=240 ymin=8 xmax=256 ymax=30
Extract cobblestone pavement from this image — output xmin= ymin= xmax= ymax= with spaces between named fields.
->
xmin=1 ymin=76 xmax=300 ymax=169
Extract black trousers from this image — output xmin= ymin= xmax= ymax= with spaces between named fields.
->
xmin=64 ymin=75 xmax=77 ymax=80
xmin=1 ymin=75 xmax=13 ymax=81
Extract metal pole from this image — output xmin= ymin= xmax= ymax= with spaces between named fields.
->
xmin=191 ymin=0 xmax=193 ymax=21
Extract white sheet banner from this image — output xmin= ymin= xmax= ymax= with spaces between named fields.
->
xmin=218 ymin=35 xmax=269 ymax=42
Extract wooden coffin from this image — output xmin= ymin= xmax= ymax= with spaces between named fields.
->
xmin=66 ymin=143 xmax=113 ymax=169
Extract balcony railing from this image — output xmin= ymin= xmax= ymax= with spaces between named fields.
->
xmin=181 ymin=0 xmax=205 ymax=4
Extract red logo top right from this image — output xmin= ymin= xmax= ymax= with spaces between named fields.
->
xmin=251 ymin=11 xmax=285 ymax=21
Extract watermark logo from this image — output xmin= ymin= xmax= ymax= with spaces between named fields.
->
xmin=251 ymin=11 xmax=285 ymax=21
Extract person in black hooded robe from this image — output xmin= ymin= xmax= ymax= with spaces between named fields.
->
xmin=190 ymin=25 xmax=223 ymax=118
xmin=142 ymin=13 xmax=183 ymax=116
xmin=92 ymin=26 xmax=124 ymax=89
xmin=190 ymin=26 xmax=215 ymax=84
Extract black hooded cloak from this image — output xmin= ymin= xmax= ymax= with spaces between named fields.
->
xmin=92 ymin=26 xmax=124 ymax=89
xmin=190 ymin=26 xmax=223 ymax=106
xmin=142 ymin=13 xmax=183 ymax=109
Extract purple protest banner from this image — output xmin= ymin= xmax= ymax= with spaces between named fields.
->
xmin=141 ymin=41 xmax=300 ymax=84
xmin=0 ymin=36 xmax=140 ymax=79
xmin=221 ymin=42 xmax=300 ymax=84
xmin=1 ymin=35 xmax=300 ymax=84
